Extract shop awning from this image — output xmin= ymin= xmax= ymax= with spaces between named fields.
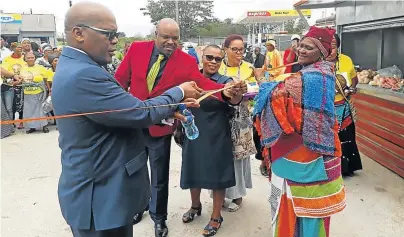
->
xmin=293 ymin=0 xmax=346 ymax=9
xmin=237 ymin=9 xmax=312 ymax=24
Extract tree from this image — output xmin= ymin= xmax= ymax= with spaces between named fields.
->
xmin=194 ymin=19 xmax=249 ymax=37
xmin=118 ymin=32 xmax=126 ymax=38
xmin=145 ymin=0 xmax=215 ymax=40
xmin=284 ymin=18 xmax=307 ymax=35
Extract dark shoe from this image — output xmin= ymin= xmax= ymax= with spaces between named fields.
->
xmin=132 ymin=204 xmax=149 ymax=225
xmin=43 ymin=126 xmax=49 ymax=133
xmin=259 ymin=165 xmax=269 ymax=177
xmin=154 ymin=221 xmax=168 ymax=237
xmin=202 ymin=216 xmax=223 ymax=237
xmin=182 ymin=204 xmax=202 ymax=223
xmin=26 ymin=128 xmax=36 ymax=134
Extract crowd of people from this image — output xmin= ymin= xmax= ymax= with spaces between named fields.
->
xmin=1 ymin=38 xmax=63 ymax=137
xmin=1 ymin=2 xmax=364 ymax=237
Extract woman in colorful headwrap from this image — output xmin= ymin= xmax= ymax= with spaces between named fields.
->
xmin=264 ymin=39 xmax=284 ymax=79
xmin=327 ymin=34 xmax=362 ymax=177
xmin=20 ymin=52 xmax=50 ymax=133
xmin=253 ymin=26 xmax=346 ymax=237
xmin=3 ymin=42 xmax=26 ymax=128
xmin=216 ymin=34 xmax=256 ymax=212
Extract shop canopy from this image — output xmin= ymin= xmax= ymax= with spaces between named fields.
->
xmin=294 ymin=0 xmax=346 ymax=9
xmin=237 ymin=9 xmax=312 ymax=24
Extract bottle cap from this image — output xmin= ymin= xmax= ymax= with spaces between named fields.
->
xmin=185 ymin=115 xmax=193 ymax=123
xmin=178 ymin=104 xmax=186 ymax=110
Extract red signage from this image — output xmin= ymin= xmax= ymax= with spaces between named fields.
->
xmin=247 ymin=11 xmax=271 ymax=17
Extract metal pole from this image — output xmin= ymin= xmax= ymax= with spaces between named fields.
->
xmin=175 ymin=0 xmax=179 ymax=23
xmin=295 ymin=8 xmax=310 ymax=29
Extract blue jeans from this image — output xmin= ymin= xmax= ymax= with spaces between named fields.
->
xmin=2 ymin=89 xmax=14 ymax=119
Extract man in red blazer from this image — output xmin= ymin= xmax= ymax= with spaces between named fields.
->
xmin=115 ymin=18 xmax=245 ymax=237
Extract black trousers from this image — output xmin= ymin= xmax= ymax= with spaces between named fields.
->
xmin=252 ymin=115 xmax=263 ymax=161
xmin=144 ymin=131 xmax=172 ymax=223
xmin=71 ymin=213 xmax=133 ymax=237
xmin=71 ymin=225 xmax=132 ymax=237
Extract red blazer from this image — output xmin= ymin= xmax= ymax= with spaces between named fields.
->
xmin=115 ymin=41 xmax=224 ymax=137
xmin=283 ymin=48 xmax=296 ymax=74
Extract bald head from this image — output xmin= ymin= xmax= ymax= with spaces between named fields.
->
xmin=156 ymin=18 xmax=179 ymax=32
xmin=154 ymin=18 xmax=180 ymax=56
xmin=64 ymin=1 xmax=118 ymax=65
xmin=64 ymin=2 xmax=115 ymax=33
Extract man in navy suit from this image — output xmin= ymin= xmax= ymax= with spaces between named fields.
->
xmin=52 ymin=2 xmax=204 ymax=237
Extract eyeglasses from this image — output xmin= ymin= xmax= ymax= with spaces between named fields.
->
xmin=76 ymin=24 xmax=119 ymax=41
xmin=204 ymin=55 xmax=223 ymax=63
xmin=230 ymin=47 xmax=245 ymax=54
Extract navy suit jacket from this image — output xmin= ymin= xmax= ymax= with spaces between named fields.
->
xmin=52 ymin=46 xmax=183 ymax=230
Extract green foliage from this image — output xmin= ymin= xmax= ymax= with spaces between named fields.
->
xmin=283 ymin=19 xmax=307 ymax=35
xmin=195 ymin=18 xmax=249 ymax=37
xmin=116 ymin=35 xmax=154 ymax=50
xmin=145 ymin=0 xmax=215 ymax=40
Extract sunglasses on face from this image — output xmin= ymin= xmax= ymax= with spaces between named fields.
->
xmin=204 ymin=55 xmax=223 ymax=63
xmin=76 ymin=24 xmax=119 ymax=41
xmin=230 ymin=47 xmax=245 ymax=54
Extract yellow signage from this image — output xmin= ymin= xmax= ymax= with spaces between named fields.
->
xmin=247 ymin=9 xmax=311 ymax=17
xmin=0 ymin=13 xmax=22 ymax=24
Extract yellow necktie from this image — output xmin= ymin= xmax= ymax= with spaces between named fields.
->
xmin=147 ymin=54 xmax=165 ymax=92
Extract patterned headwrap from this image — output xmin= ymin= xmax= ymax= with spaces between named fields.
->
xmin=10 ymin=42 xmax=22 ymax=50
xmin=303 ymin=26 xmax=335 ymax=58
xmin=21 ymin=38 xmax=30 ymax=44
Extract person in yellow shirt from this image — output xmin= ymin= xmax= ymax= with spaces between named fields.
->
xmin=20 ymin=52 xmax=50 ymax=134
xmin=2 ymin=42 xmax=26 ymax=73
xmin=327 ymin=34 xmax=362 ymax=177
xmin=2 ymin=42 xmax=26 ymax=128
xmin=46 ymin=54 xmax=59 ymax=89
xmin=264 ymin=39 xmax=284 ymax=79
xmin=217 ymin=34 xmax=256 ymax=215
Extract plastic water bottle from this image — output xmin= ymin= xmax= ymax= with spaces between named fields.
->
xmin=178 ymin=104 xmax=199 ymax=140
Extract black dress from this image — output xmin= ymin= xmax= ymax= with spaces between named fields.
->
xmin=340 ymin=123 xmax=362 ymax=176
xmin=180 ymin=74 xmax=236 ymax=190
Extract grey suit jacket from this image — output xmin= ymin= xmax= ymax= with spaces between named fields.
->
xmin=52 ymin=46 xmax=183 ymax=231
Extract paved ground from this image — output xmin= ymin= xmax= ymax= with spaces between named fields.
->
xmin=1 ymin=128 xmax=404 ymax=237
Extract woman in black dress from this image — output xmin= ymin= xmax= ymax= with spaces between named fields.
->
xmin=179 ymin=45 xmax=245 ymax=236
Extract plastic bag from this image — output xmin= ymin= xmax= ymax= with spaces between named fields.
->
xmin=376 ymin=65 xmax=402 ymax=78
xmin=42 ymin=96 xmax=53 ymax=114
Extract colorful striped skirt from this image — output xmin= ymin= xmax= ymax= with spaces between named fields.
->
xmin=270 ymin=172 xmax=340 ymax=237
xmin=269 ymin=134 xmax=346 ymax=237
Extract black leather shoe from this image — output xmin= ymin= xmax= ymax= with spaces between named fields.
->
xmin=132 ymin=204 xmax=149 ymax=225
xmin=154 ymin=221 xmax=168 ymax=237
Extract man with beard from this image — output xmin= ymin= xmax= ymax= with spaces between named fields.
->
xmin=115 ymin=18 xmax=245 ymax=237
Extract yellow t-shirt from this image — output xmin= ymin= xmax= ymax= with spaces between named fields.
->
xmin=2 ymin=55 xmax=26 ymax=75
xmin=266 ymin=51 xmax=274 ymax=65
xmin=20 ymin=65 xmax=49 ymax=95
xmin=219 ymin=60 xmax=258 ymax=94
xmin=335 ymin=54 xmax=356 ymax=101
xmin=47 ymin=69 xmax=55 ymax=82
xmin=219 ymin=60 xmax=256 ymax=83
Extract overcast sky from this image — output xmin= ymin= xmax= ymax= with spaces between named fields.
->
xmin=2 ymin=0 xmax=331 ymax=36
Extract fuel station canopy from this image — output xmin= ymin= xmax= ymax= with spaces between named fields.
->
xmin=237 ymin=9 xmax=312 ymax=24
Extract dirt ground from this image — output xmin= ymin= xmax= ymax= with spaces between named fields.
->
xmin=1 ymin=128 xmax=404 ymax=237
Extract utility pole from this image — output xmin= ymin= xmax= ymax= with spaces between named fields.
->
xmin=175 ymin=0 xmax=179 ymax=23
